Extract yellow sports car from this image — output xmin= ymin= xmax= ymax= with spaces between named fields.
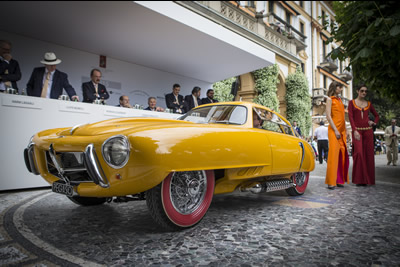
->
xmin=24 ymin=102 xmax=315 ymax=230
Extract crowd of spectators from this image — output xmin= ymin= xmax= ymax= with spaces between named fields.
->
xmin=0 ymin=40 xmax=218 ymax=114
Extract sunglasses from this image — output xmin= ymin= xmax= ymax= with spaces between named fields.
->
xmin=360 ymin=90 xmax=367 ymax=93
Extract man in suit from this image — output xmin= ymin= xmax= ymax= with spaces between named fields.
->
xmin=385 ymin=118 xmax=400 ymax=166
xmin=145 ymin=97 xmax=164 ymax=112
xmin=165 ymin=83 xmax=184 ymax=114
xmin=82 ymin=69 xmax=109 ymax=103
xmin=0 ymin=40 xmax=21 ymax=93
xmin=26 ymin=52 xmax=79 ymax=101
xmin=184 ymin=86 xmax=201 ymax=112
xmin=201 ymin=89 xmax=219 ymax=104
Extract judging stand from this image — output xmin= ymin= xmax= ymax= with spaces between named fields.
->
xmin=0 ymin=93 xmax=180 ymax=191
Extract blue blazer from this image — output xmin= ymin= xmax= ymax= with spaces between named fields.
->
xmin=26 ymin=67 xmax=77 ymax=99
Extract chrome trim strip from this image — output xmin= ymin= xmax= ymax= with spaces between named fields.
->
xmin=84 ymin=144 xmax=109 ymax=188
xmin=299 ymin=142 xmax=305 ymax=171
xmin=25 ymin=142 xmax=40 ymax=175
xmin=70 ymin=123 xmax=88 ymax=135
xmin=62 ymin=167 xmax=87 ymax=172
xmin=48 ymin=144 xmax=70 ymax=185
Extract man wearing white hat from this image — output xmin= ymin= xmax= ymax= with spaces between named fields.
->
xmin=26 ymin=52 xmax=79 ymax=101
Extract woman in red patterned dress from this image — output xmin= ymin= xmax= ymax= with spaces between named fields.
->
xmin=348 ymin=84 xmax=379 ymax=185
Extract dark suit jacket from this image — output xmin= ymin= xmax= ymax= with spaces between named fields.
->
xmin=0 ymin=58 xmax=21 ymax=91
xmin=201 ymin=97 xmax=219 ymax=104
xmin=184 ymin=94 xmax=202 ymax=112
xmin=82 ymin=82 xmax=109 ymax=103
xmin=165 ymin=93 xmax=185 ymax=113
xmin=26 ymin=67 xmax=77 ymax=99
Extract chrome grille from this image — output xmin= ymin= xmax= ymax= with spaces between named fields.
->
xmin=46 ymin=151 xmax=93 ymax=183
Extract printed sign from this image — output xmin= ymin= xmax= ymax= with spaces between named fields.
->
xmin=1 ymin=95 xmax=42 ymax=109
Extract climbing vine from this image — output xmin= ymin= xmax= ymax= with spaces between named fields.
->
xmin=285 ymin=66 xmax=312 ymax=136
xmin=252 ymin=64 xmax=280 ymax=112
xmin=213 ymin=77 xmax=235 ymax=102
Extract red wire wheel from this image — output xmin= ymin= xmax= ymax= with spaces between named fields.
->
xmin=147 ymin=170 xmax=214 ymax=230
xmin=286 ymin=172 xmax=309 ymax=196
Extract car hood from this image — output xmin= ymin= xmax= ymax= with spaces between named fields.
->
xmin=62 ymin=117 xmax=192 ymax=137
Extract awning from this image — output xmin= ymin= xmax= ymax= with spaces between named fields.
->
xmin=0 ymin=1 xmax=275 ymax=84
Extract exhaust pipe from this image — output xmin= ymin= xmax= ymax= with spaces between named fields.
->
xmin=240 ymin=183 xmax=262 ymax=194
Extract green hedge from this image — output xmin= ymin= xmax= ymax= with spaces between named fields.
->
xmin=252 ymin=64 xmax=280 ymax=112
xmin=213 ymin=77 xmax=235 ymax=102
xmin=285 ymin=67 xmax=312 ymax=136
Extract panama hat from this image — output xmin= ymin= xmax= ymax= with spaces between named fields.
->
xmin=40 ymin=52 xmax=62 ymax=65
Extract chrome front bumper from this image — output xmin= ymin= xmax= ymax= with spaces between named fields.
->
xmin=24 ymin=142 xmax=110 ymax=188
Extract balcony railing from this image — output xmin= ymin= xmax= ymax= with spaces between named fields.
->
xmin=338 ymin=71 xmax=353 ymax=82
xmin=320 ymin=54 xmax=338 ymax=72
xmin=312 ymin=87 xmax=327 ymax=106
xmin=186 ymin=1 xmax=306 ymax=56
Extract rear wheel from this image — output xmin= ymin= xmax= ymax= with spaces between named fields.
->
xmin=146 ymin=170 xmax=214 ymax=231
xmin=68 ymin=196 xmax=107 ymax=206
xmin=286 ymin=172 xmax=309 ymax=196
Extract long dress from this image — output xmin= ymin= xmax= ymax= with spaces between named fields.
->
xmin=325 ymin=96 xmax=349 ymax=186
xmin=348 ymin=100 xmax=379 ymax=185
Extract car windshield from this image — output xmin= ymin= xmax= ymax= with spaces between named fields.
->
xmin=178 ymin=105 xmax=247 ymax=125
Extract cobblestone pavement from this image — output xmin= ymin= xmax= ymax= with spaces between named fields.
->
xmin=1 ymin=154 xmax=399 ymax=266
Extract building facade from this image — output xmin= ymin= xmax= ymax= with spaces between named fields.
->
xmin=180 ymin=1 xmax=353 ymax=133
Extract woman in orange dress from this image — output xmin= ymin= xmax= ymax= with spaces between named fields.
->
xmin=325 ymin=81 xmax=349 ymax=189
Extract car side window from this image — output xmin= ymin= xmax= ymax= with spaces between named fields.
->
xmin=254 ymin=107 xmax=293 ymax=136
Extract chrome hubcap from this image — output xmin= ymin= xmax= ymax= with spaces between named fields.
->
xmin=170 ymin=171 xmax=207 ymax=215
xmin=294 ymin=172 xmax=306 ymax=187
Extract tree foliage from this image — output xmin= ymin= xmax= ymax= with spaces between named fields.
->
xmin=213 ymin=77 xmax=235 ymax=102
xmin=252 ymin=64 xmax=280 ymax=112
xmin=327 ymin=1 xmax=400 ymax=100
xmin=285 ymin=67 xmax=312 ymax=136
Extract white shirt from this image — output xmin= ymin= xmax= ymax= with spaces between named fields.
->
xmin=314 ymin=126 xmax=329 ymax=140
xmin=192 ymin=95 xmax=198 ymax=107
xmin=42 ymin=70 xmax=55 ymax=98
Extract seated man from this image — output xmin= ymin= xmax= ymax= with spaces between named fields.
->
xmin=145 ymin=97 xmax=164 ymax=112
xmin=117 ymin=95 xmax=132 ymax=108
xmin=253 ymin=111 xmax=263 ymax=129
xmin=82 ymin=69 xmax=109 ymax=103
xmin=201 ymin=89 xmax=218 ymax=104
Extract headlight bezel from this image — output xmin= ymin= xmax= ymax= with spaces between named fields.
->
xmin=101 ymin=135 xmax=130 ymax=169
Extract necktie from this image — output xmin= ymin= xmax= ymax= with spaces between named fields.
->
xmin=41 ymin=72 xmax=50 ymax=98
xmin=94 ymin=83 xmax=99 ymax=98
xmin=393 ymin=125 xmax=395 ymax=134
xmin=175 ymin=95 xmax=179 ymax=104
xmin=194 ymin=96 xmax=198 ymax=107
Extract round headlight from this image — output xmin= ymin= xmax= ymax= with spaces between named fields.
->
xmin=102 ymin=135 xmax=130 ymax=169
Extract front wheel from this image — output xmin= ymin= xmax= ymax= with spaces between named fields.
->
xmin=146 ymin=170 xmax=215 ymax=231
xmin=68 ymin=196 xmax=107 ymax=206
xmin=286 ymin=172 xmax=309 ymax=196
